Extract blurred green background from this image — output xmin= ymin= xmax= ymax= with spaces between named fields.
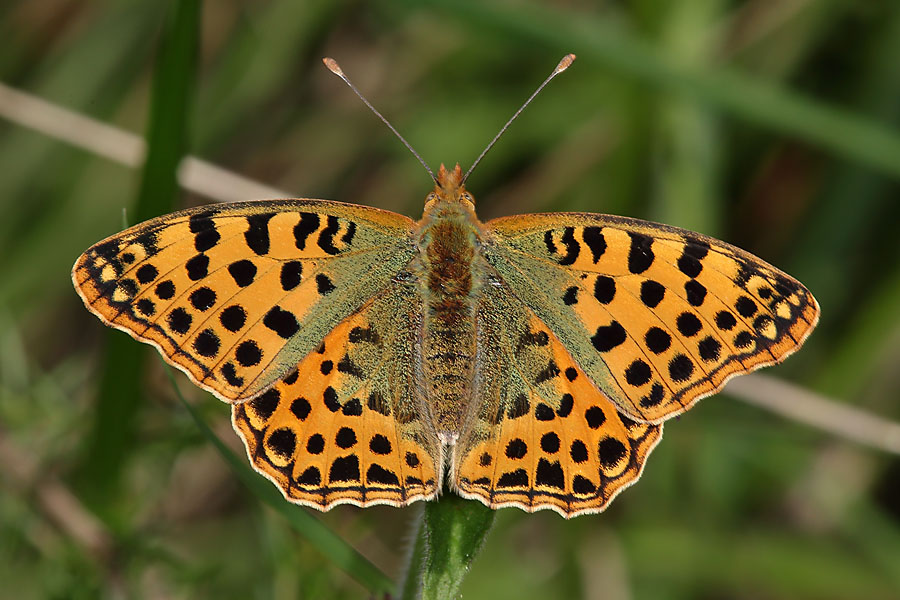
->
xmin=1 ymin=0 xmax=899 ymax=598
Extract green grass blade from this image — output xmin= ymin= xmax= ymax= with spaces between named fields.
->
xmin=398 ymin=507 xmax=427 ymax=599
xmin=78 ymin=0 xmax=201 ymax=506
xmin=416 ymin=494 xmax=495 ymax=600
xmin=168 ymin=369 xmax=394 ymax=595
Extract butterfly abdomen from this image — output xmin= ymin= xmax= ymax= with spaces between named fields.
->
xmin=416 ymin=203 xmax=484 ymax=437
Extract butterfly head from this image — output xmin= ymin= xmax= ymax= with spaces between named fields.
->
xmin=427 ymin=163 xmax=475 ymax=209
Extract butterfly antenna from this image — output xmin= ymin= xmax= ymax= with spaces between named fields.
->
xmin=463 ymin=54 xmax=576 ymax=184
xmin=323 ymin=57 xmax=436 ymax=183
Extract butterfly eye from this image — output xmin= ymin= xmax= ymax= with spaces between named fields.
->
xmin=462 ymin=192 xmax=473 ymax=202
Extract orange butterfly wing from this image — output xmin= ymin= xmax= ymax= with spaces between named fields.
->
xmin=484 ymin=213 xmax=819 ymax=424
xmin=453 ymin=277 xmax=661 ymax=517
xmin=232 ymin=284 xmax=441 ymax=509
xmin=72 ymin=200 xmax=417 ymax=404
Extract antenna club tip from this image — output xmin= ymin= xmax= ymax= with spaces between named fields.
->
xmin=555 ymin=53 xmax=576 ymax=74
xmin=322 ymin=57 xmax=344 ymax=76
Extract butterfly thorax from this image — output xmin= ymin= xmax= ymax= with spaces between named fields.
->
xmin=413 ymin=165 xmax=486 ymax=441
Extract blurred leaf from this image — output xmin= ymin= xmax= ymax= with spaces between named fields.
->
xmin=414 ymin=0 xmax=900 ymax=180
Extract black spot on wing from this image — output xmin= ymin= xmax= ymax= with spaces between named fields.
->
xmin=592 ymin=321 xmax=627 ymax=352
xmin=367 ymin=464 xmax=399 ymax=486
xmin=543 ymin=230 xmax=557 ymax=254
xmin=335 ymin=427 xmax=357 ymax=449
xmin=627 ymin=232 xmax=654 ymax=274
xmin=317 ymin=215 xmax=341 ymax=255
xmin=625 ymin=359 xmax=652 ymax=386
xmin=220 ymin=305 xmax=246 ymax=332
xmin=236 ymin=340 xmax=262 ymax=366
xmin=342 ymin=221 xmax=356 ymax=245
xmin=221 ymin=363 xmax=243 ymax=387
xmin=369 ymin=434 xmax=391 ymax=455
xmin=342 ymin=398 xmax=362 ymax=416
xmin=186 ymin=254 xmax=209 ymax=281
xmin=349 ymin=326 xmax=381 ymax=345
xmin=535 ymin=403 xmax=555 ymax=421
xmin=329 ymin=455 xmax=360 ymax=482
xmin=641 ymin=382 xmax=665 ymax=407
xmin=676 ymin=312 xmax=702 ymax=337
xmin=496 ymin=469 xmax=528 ymax=488
xmin=263 ymin=306 xmax=299 ymax=339
xmin=593 ymin=275 xmax=616 ymax=304
xmin=541 ymin=432 xmax=560 ymax=453
xmin=306 ymin=434 xmax=325 ymax=454
xmin=736 ymin=296 xmax=758 ymax=317
xmin=297 ymin=466 xmax=321 ymax=486
xmin=267 ymin=428 xmax=296 ymax=459
xmin=640 ymin=280 xmax=665 ymax=307
xmin=323 ymin=387 xmax=341 ymax=412
xmin=316 ymin=274 xmax=336 ymax=295
xmin=155 ymin=280 xmax=175 ymax=299
xmin=558 ymin=227 xmax=580 ymax=265
xmin=677 ymin=241 xmax=708 ymax=278
xmin=570 ymin=440 xmax=588 ymax=463
xmin=534 ymin=359 xmax=560 ymax=384
xmin=645 ymin=327 xmax=671 ymax=354
xmin=282 ymin=369 xmax=299 ymax=385
xmin=585 ymin=406 xmax=605 ymax=429
xmin=506 ymin=394 xmax=530 ymax=419
xmin=573 ymin=475 xmax=596 ymax=494
xmin=244 ymin=213 xmax=274 ymax=255
xmin=189 ymin=287 xmax=216 ymax=311
xmin=228 ymin=260 xmax=256 ymax=287
xmin=188 ymin=211 xmax=216 ymax=233
xmin=557 ymin=393 xmax=573 ymax=417
xmin=135 ymin=264 xmax=158 ymax=284
xmin=716 ymin=311 xmax=737 ymax=331
xmin=337 ymin=354 xmax=365 ymax=378
xmin=582 ymin=226 xmax=606 ymax=262
xmin=505 ymin=439 xmax=528 ymax=459
xmin=698 ymin=336 xmax=722 ymax=362
xmin=685 ymin=279 xmax=707 ymax=306
xmin=535 ymin=459 xmax=564 ymax=489
xmin=280 ymin=261 xmax=303 ymax=291
xmin=193 ymin=328 xmax=220 ymax=357
xmin=516 ymin=330 xmax=549 ymax=354
xmin=290 ymin=397 xmax=311 ymax=420
xmin=293 ymin=212 xmax=320 ymax=250
xmin=597 ymin=437 xmax=627 ymax=468
xmin=249 ymin=389 xmax=280 ymax=421
xmin=167 ymin=308 xmax=192 ymax=334
xmin=194 ymin=227 xmax=220 ymax=252
xmin=135 ymin=298 xmax=155 ymax=316
xmin=668 ymin=354 xmax=694 ymax=382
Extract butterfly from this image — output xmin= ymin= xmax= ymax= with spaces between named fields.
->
xmin=72 ymin=56 xmax=819 ymax=518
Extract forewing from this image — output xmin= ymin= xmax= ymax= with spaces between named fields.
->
xmin=232 ymin=280 xmax=441 ymax=509
xmin=72 ymin=199 xmax=417 ymax=403
xmin=453 ymin=276 xmax=661 ymax=517
xmin=484 ymin=213 xmax=819 ymax=423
